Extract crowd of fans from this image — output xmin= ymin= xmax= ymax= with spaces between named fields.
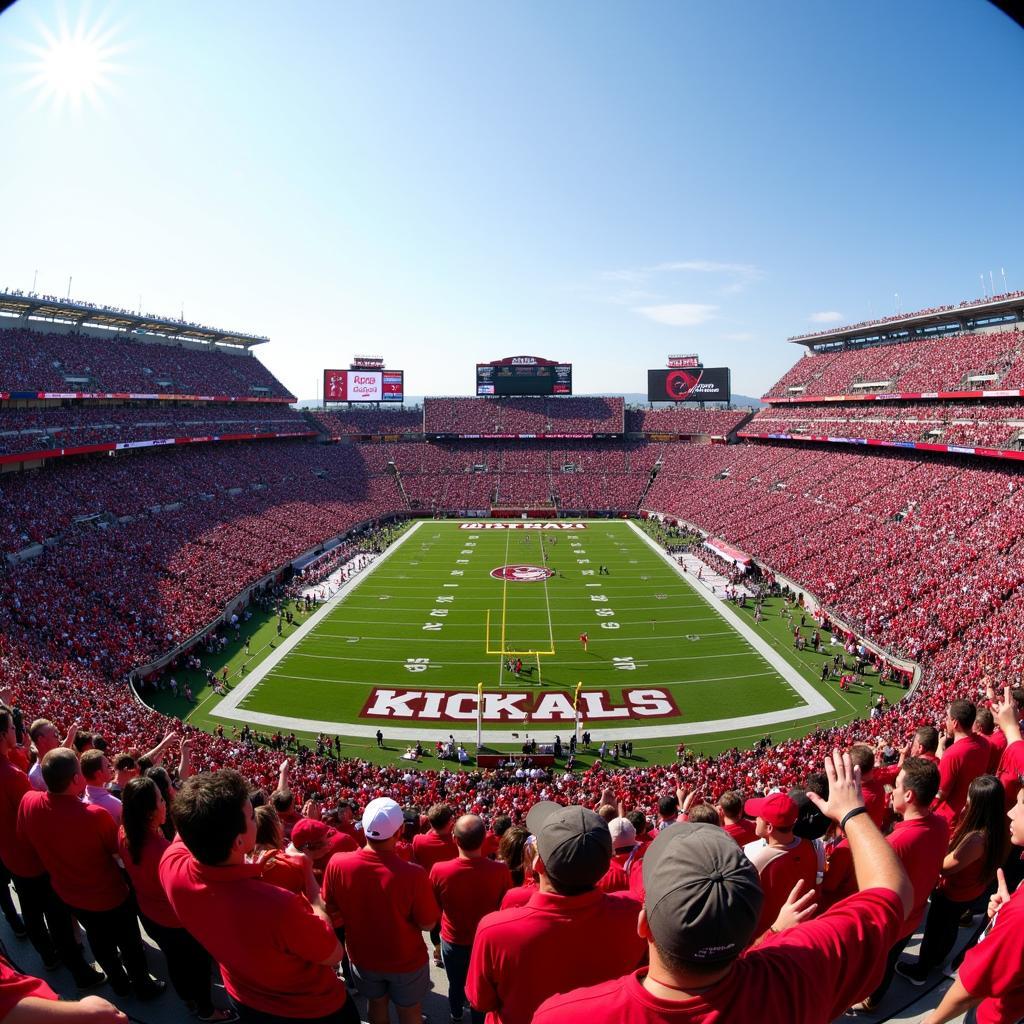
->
xmin=746 ymin=400 xmax=1024 ymax=451
xmin=765 ymin=329 xmax=1024 ymax=399
xmin=310 ymin=408 xmax=425 ymax=437
xmin=0 ymin=328 xmax=292 ymax=399
xmin=787 ymin=290 xmax=1024 ymax=342
xmin=423 ymin=397 xmax=624 ymax=435
xmin=625 ymin=406 xmax=753 ymax=436
xmin=0 ymin=403 xmax=310 ymax=456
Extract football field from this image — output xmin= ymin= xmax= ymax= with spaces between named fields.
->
xmin=211 ymin=520 xmax=837 ymax=748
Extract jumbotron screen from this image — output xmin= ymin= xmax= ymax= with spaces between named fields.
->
xmin=476 ymin=360 xmax=572 ymax=396
xmin=647 ymin=366 xmax=731 ymax=403
xmin=323 ymin=369 xmax=404 ymax=403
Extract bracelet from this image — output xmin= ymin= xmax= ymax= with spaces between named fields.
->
xmin=840 ymin=806 xmax=869 ymax=831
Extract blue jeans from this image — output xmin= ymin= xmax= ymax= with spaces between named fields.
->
xmin=441 ymin=940 xmax=483 ymax=1024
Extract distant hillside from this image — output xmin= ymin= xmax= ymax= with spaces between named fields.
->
xmin=296 ymin=392 xmax=764 ymax=409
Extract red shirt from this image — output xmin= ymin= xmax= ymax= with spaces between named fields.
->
xmin=888 ymin=813 xmax=949 ymax=938
xmin=0 ymin=756 xmax=43 ymax=879
xmin=0 ymin=954 xmax=58 ymax=1018
xmin=481 ymin=831 xmax=501 ymax=858
xmin=996 ymin=740 xmax=1024 ymax=809
xmin=430 ymin=855 xmax=511 ymax=946
xmin=596 ymin=859 xmax=629 ymax=894
xmin=984 ymin=730 xmax=1007 ymax=774
xmin=860 ymin=774 xmax=888 ymax=830
xmin=118 ymin=829 xmax=180 ymax=929
xmin=17 ymin=790 xmax=128 ymax=911
xmin=466 ymin=887 xmax=646 ymax=1024
xmin=532 ymin=888 xmax=904 ymax=1024
xmin=744 ymin=838 xmax=818 ymax=937
xmin=160 ymin=838 xmax=346 ymax=1018
xmin=412 ymin=829 xmax=457 ymax=872
xmin=958 ymin=883 xmax=1024 ymax=1024
xmin=723 ymin=819 xmax=757 ymax=847
xmin=500 ymin=881 xmax=536 ymax=910
xmin=937 ymin=733 xmax=992 ymax=822
xmin=321 ymin=846 xmax=439 ymax=973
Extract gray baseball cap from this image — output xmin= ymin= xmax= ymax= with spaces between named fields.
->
xmin=525 ymin=801 xmax=612 ymax=891
xmin=642 ymin=822 xmax=763 ymax=964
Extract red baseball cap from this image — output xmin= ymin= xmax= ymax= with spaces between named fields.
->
xmin=744 ymin=793 xmax=798 ymax=828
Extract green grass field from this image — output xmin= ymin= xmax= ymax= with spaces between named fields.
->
xmin=143 ymin=519 xmax=911 ymax=765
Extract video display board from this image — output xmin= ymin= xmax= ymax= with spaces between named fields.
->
xmin=647 ymin=367 xmax=731 ymax=403
xmin=476 ymin=360 xmax=572 ymax=396
xmin=323 ymin=369 xmax=404 ymax=403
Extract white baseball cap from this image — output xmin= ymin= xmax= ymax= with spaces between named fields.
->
xmin=362 ymin=797 xmax=404 ymax=841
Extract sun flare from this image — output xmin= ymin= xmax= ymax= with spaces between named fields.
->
xmin=14 ymin=7 xmax=126 ymax=114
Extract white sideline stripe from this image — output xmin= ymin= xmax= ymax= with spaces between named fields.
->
xmin=214 ymin=521 xmax=425 ymax=719
xmin=214 ymin=520 xmax=835 ymax=743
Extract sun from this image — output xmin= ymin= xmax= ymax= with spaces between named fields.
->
xmin=13 ymin=6 xmax=126 ymax=114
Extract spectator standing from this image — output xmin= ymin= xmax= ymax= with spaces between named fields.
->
xmin=160 ymin=769 xmax=353 ymax=1023
xmin=466 ymin=802 xmax=645 ymax=1024
xmin=897 ymin=774 xmax=1010 ymax=984
xmin=81 ymin=750 xmax=123 ymax=825
xmin=853 ymin=757 xmax=949 ymax=1012
xmin=321 ymin=797 xmax=439 ymax=1024
xmin=935 ymin=700 xmax=992 ymax=823
xmin=742 ymin=792 xmax=817 ymax=938
xmin=412 ymin=802 xmax=457 ymax=966
xmin=921 ymin=783 xmax=1024 ymax=1024
xmin=533 ymin=750 xmax=914 ymax=1024
xmin=118 ymin=777 xmax=233 ymax=1021
xmin=17 ymin=749 xmax=163 ymax=999
xmin=430 ymin=815 xmax=512 ymax=1024
xmin=716 ymin=790 xmax=756 ymax=846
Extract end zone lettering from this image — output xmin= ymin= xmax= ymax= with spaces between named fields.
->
xmin=459 ymin=522 xmax=587 ymax=530
xmin=360 ymin=688 xmax=678 ymax=722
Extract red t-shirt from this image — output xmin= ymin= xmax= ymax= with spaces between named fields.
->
xmin=887 ymin=813 xmax=949 ymax=938
xmin=860 ymin=775 xmax=888 ymax=830
xmin=985 ymin=730 xmax=1007 ymax=775
xmin=481 ymin=831 xmax=501 ymax=858
xmin=321 ymin=846 xmax=439 ymax=973
xmin=937 ymin=734 xmax=992 ymax=822
xmin=996 ymin=740 xmax=1024 ymax=809
xmin=466 ymin=887 xmax=646 ymax=1024
xmin=0 ymin=756 xmax=43 ymax=879
xmin=723 ymin=819 xmax=757 ymax=847
xmin=500 ymin=881 xmax=536 ymax=910
xmin=159 ymin=838 xmax=346 ymax=1018
xmin=744 ymin=839 xmax=818 ymax=937
xmin=118 ymin=829 xmax=180 ymax=929
xmin=0 ymin=954 xmax=58 ymax=1018
xmin=430 ymin=855 xmax=512 ymax=946
xmin=958 ymin=883 xmax=1024 ymax=1024
xmin=532 ymin=888 xmax=904 ymax=1024
xmin=412 ymin=830 xmax=458 ymax=872
xmin=596 ymin=859 xmax=629 ymax=894
xmin=17 ymin=790 xmax=128 ymax=911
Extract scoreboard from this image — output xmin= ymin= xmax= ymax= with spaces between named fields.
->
xmin=323 ymin=369 xmax=404 ymax=403
xmin=476 ymin=356 xmax=572 ymax=396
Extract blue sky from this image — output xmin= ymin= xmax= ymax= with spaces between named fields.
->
xmin=1 ymin=0 xmax=1022 ymax=399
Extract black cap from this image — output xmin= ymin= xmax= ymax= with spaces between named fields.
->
xmin=642 ymin=822 xmax=763 ymax=965
xmin=525 ymin=801 xmax=612 ymax=891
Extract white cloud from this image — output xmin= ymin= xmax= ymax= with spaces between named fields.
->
xmin=722 ymin=331 xmax=755 ymax=342
xmin=653 ymin=260 xmax=761 ymax=278
xmin=634 ymin=303 xmax=718 ymax=327
xmin=808 ymin=311 xmax=843 ymax=323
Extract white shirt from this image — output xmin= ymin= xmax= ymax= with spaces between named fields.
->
xmin=84 ymin=785 xmax=123 ymax=825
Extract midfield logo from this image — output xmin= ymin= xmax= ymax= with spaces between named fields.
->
xmin=361 ymin=688 xmax=679 ymax=722
xmin=490 ymin=564 xmax=554 ymax=582
xmin=459 ymin=522 xmax=587 ymax=530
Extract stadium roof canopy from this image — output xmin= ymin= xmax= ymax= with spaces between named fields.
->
xmin=0 ymin=289 xmax=269 ymax=348
xmin=788 ymin=291 xmax=1024 ymax=351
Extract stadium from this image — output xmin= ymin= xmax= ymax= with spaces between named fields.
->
xmin=1 ymin=3 xmax=1023 ymax=1024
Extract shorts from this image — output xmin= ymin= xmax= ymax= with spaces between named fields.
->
xmin=350 ymin=960 xmax=431 ymax=1007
